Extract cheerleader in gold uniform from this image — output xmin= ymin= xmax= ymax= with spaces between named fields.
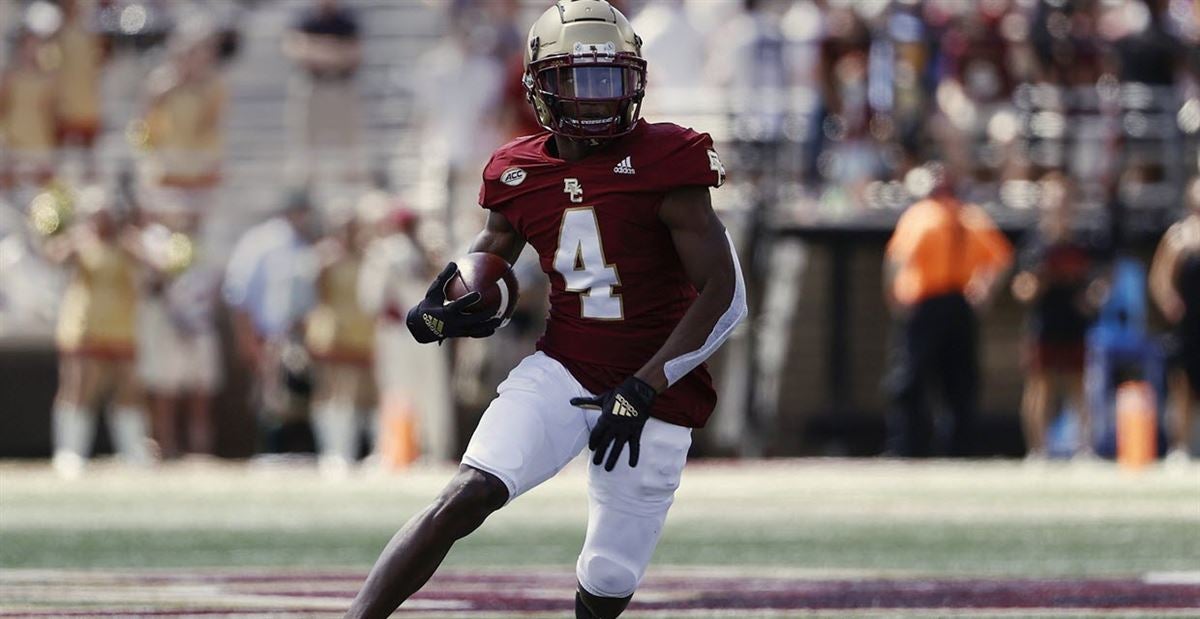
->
xmin=0 ymin=29 xmax=57 ymax=191
xmin=141 ymin=27 xmax=225 ymax=213
xmin=306 ymin=208 xmax=378 ymax=474
xmin=53 ymin=0 xmax=107 ymax=180
xmin=45 ymin=187 xmax=151 ymax=476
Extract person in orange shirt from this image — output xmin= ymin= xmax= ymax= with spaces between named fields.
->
xmin=883 ymin=164 xmax=1014 ymax=457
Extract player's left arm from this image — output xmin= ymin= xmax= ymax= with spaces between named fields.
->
xmin=571 ymin=185 xmax=746 ymax=471
xmin=636 ymin=185 xmax=748 ymax=391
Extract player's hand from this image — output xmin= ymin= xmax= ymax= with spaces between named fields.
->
xmin=405 ymin=263 xmax=502 ymax=344
xmin=571 ymin=376 xmax=656 ymax=472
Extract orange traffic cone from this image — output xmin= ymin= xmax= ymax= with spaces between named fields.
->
xmin=1116 ymin=381 xmax=1156 ymax=470
xmin=379 ymin=393 xmax=420 ymax=470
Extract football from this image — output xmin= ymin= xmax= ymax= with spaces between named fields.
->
xmin=445 ymin=252 xmax=520 ymax=327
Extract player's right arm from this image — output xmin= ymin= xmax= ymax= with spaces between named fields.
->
xmin=1149 ymin=223 xmax=1185 ymax=323
xmin=405 ymin=212 xmax=525 ymax=344
xmin=469 ymin=211 xmax=526 ymax=264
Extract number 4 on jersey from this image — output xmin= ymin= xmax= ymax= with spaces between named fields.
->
xmin=554 ymin=207 xmax=623 ymax=320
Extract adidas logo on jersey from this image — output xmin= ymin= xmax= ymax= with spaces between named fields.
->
xmin=613 ymin=156 xmax=635 ymax=175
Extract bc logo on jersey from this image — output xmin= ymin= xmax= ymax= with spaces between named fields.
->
xmin=707 ymin=150 xmax=726 ymax=186
xmin=564 ymin=178 xmax=584 ymax=203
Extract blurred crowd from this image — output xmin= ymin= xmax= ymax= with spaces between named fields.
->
xmin=645 ymin=0 xmax=1200 ymax=223
xmin=0 ymin=0 xmax=452 ymax=477
xmin=0 ymin=0 xmax=1197 ymax=472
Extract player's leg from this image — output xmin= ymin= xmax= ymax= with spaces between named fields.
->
xmin=354 ymin=364 xmax=379 ymax=459
xmin=345 ymin=464 xmax=509 ymax=619
xmin=575 ymin=417 xmax=692 ymax=618
xmin=110 ymin=360 xmax=152 ymax=465
xmin=1168 ymin=327 xmax=1200 ymax=460
xmin=1020 ymin=344 xmax=1051 ymax=458
xmin=1065 ymin=369 xmax=1093 ymax=457
xmin=52 ymin=355 xmax=97 ymax=476
xmin=346 ymin=352 xmax=591 ymax=618
xmin=576 ymin=588 xmax=632 ymax=619
xmin=940 ymin=299 xmax=979 ymax=457
xmin=140 ymin=301 xmax=180 ymax=458
xmin=186 ymin=389 xmax=214 ymax=455
xmin=184 ymin=333 xmax=220 ymax=455
xmin=885 ymin=304 xmax=935 ymax=457
xmin=148 ymin=391 xmax=178 ymax=459
xmin=313 ymin=362 xmax=358 ymax=474
xmin=1167 ymin=367 xmax=1194 ymax=459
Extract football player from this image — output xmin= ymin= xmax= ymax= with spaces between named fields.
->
xmin=345 ymin=2 xmax=747 ymax=617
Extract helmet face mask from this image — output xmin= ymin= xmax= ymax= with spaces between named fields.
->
xmin=527 ymin=54 xmax=646 ymax=138
xmin=523 ymin=0 xmax=646 ymax=140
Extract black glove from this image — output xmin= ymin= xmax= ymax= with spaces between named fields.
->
xmin=405 ymin=263 xmax=502 ymax=344
xmin=570 ymin=376 xmax=657 ymax=471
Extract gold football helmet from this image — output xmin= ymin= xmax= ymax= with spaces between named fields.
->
xmin=523 ymin=0 xmax=645 ymax=139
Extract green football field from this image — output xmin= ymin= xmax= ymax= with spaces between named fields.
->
xmin=1 ymin=458 xmax=1198 ymax=617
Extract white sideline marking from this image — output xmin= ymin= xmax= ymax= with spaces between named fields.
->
xmin=1145 ymin=571 xmax=1200 ymax=585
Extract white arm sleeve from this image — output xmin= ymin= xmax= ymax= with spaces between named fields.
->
xmin=663 ymin=230 xmax=748 ymax=386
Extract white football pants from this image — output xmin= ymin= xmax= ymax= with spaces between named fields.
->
xmin=462 ymin=351 xmax=692 ymax=599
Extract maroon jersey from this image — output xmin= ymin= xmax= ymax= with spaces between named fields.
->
xmin=478 ymin=120 xmax=727 ymax=428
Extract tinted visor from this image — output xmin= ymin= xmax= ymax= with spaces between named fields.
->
xmin=538 ymin=65 xmax=642 ymax=100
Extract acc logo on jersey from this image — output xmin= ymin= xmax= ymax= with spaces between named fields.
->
xmin=501 ymin=167 xmax=527 ymax=186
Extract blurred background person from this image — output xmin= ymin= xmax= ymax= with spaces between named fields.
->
xmin=630 ymin=0 xmax=707 ymax=117
xmin=1011 ymin=173 xmax=1105 ymax=460
xmin=137 ymin=209 xmax=221 ymax=460
xmin=223 ymin=190 xmax=319 ymax=456
xmin=410 ymin=1 xmax=505 ymax=251
xmin=355 ymin=179 xmax=458 ymax=466
xmin=306 ymin=201 xmax=376 ymax=476
xmin=0 ymin=27 xmax=58 ymax=197
xmin=1150 ymin=177 xmax=1200 ymax=463
xmin=134 ymin=22 xmax=226 ymax=459
xmin=811 ymin=2 xmax=881 ymax=211
xmin=883 ymin=164 xmax=1014 ymax=457
xmin=139 ymin=22 xmax=225 ymax=217
xmin=51 ymin=0 xmax=107 ymax=183
xmin=282 ymin=0 xmax=364 ymax=190
xmin=41 ymin=185 xmax=151 ymax=476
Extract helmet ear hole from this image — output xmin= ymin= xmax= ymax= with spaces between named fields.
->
xmin=522 ymin=72 xmax=535 ymax=100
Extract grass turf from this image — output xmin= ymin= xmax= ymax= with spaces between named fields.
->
xmin=1 ymin=459 xmax=1197 ymax=577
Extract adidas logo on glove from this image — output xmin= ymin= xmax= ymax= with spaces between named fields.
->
xmin=612 ymin=394 xmax=639 ymax=417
